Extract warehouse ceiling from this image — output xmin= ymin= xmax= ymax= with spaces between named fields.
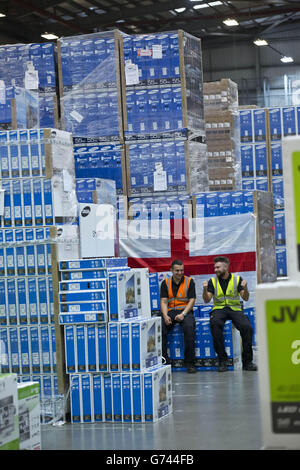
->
xmin=0 ymin=0 xmax=300 ymax=48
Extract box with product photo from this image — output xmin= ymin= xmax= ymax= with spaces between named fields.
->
xmin=0 ymin=374 xmax=19 ymax=450
xmin=17 ymin=381 xmax=41 ymax=450
xmin=255 ymin=281 xmax=300 ymax=449
xmin=108 ymin=268 xmax=151 ymax=321
xmin=130 ymin=317 xmax=162 ymax=372
xmin=143 ymin=364 xmax=172 ymax=423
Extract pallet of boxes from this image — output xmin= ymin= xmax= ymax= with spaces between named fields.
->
xmin=203 ymin=78 xmax=241 ymax=191
xmin=58 ymin=258 xmax=172 ymax=423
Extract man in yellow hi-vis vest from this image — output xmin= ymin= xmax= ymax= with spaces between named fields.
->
xmin=160 ymin=260 xmax=196 ymax=373
xmin=202 ymin=256 xmax=257 ymax=372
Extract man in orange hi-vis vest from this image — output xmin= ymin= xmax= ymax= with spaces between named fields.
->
xmin=160 ymin=259 xmax=197 ymax=373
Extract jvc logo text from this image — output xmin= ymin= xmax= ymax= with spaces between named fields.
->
xmin=272 ymin=306 xmax=300 ymax=322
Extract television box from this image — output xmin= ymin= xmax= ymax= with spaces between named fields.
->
xmin=17 ymin=381 xmax=41 ymax=450
xmin=0 ymin=374 xmax=19 ymax=450
xmin=143 ymin=364 xmax=173 ymax=422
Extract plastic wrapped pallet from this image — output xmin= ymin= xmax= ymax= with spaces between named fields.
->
xmin=120 ymin=30 xmax=205 ymax=141
xmin=203 ymin=79 xmax=238 ymax=114
xmin=125 ymin=139 xmax=208 ymax=196
xmin=205 ymin=110 xmax=242 ymax=191
xmin=57 ymin=30 xmax=124 ymax=141
xmin=0 ymin=42 xmax=58 ymax=129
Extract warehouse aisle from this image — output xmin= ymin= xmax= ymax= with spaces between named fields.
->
xmin=41 ymin=370 xmax=262 ymax=451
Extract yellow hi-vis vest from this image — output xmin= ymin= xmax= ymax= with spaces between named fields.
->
xmin=211 ymin=274 xmax=242 ymax=311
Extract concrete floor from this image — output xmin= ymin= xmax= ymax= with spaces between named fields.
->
xmin=41 ymin=369 xmax=263 ymax=451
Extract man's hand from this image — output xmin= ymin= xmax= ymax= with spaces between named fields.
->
xmin=175 ymin=313 xmax=185 ymax=322
xmin=241 ymin=279 xmax=248 ymax=290
xmin=203 ymin=280 xmax=208 ymax=289
xmin=163 ymin=314 xmax=172 ymax=326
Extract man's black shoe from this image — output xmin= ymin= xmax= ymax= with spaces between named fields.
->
xmin=242 ymin=362 xmax=257 ymax=371
xmin=187 ymin=365 xmax=197 ymax=373
xmin=218 ymin=362 xmax=228 ymax=372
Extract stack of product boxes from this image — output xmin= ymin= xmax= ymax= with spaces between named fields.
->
xmin=203 ymin=79 xmax=241 ymax=191
xmin=239 ymin=106 xmax=300 ymax=277
xmin=57 ymin=31 xmax=127 ymax=198
xmin=59 ymin=258 xmax=173 ymax=423
xmin=0 ymin=42 xmax=58 ymax=129
xmin=122 ymin=30 xmax=207 ymax=197
xmin=0 ymin=373 xmax=41 ymax=450
xmin=0 ymin=128 xmax=78 ymax=422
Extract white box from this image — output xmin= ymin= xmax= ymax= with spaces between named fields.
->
xmin=17 ymin=381 xmax=41 ymax=450
xmin=256 ymin=281 xmax=300 ymax=449
xmin=108 ymin=268 xmax=151 ymax=321
xmin=282 ymin=136 xmax=300 ymax=279
xmin=143 ymin=365 xmax=173 ymax=422
xmin=0 ymin=374 xmax=19 ymax=450
xmin=79 ymin=203 xmax=116 ymax=258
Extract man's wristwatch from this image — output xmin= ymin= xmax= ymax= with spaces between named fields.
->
xmin=182 ymin=311 xmax=187 ymax=317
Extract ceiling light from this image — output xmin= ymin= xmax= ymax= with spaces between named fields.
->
xmin=223 ymin=18 xmax=239 ymax=26
xmin=175 ymin=7 xmax=186 ymax=12
xmin=193 ymin=4 xmax=209 ymax=9
xmin=41 ymin=32 xmax=59 ymax=40
xmin=0 ymin=13 xmax=6 ymax=17
xmin=254 ymin=39 xmax=268 ymax=46
xmin=280 ymin=56 xmax=294 ymax=63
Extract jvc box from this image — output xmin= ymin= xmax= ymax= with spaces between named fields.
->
xmin=256 ymin=282 xmax=300 ymax=449
xmin=282 ymin=137 xmax=300 ymax=279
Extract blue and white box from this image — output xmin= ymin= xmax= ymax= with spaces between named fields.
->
xmin=130 ymin=317 xmax=162 ymax=372
xmin=253 ymin=108 xmax=267 ymax=142
xmin=281 ymin=106 xmax=296 ymax=137
xmin=273 ymin=211 xmax=286 ymax=246
xmin=112 ymin=373 xmax=122 ymax=422
xmin=108 ymin=322 xmax=120 ymax=372
xmin=108 ymin=268 xmax=151 ymax=321
xmin=70 ymin=374 xmax=81 ymax=423
xmin=7 ymin=278 xmax=17 ymax=325
xmin=241 ymin=144 xmax=254 ymax=178
xmin=76 ymin=325 xmax=87 ymax=373
xmin=255 ymin=143 xmax=268 ymax=177
xmin=143 ymin=364 xmax=172 ymax=422
xmin=268 ymin=107 xmax=282 ymax=141
xmin=9 ymin=327 xmax=20 ymax=374
xmin=231 ymin=191 xmax=245 ymax=214
xmin=276 ymin=247 xmax=287 ymax=277
xmin=20 ymin=326 xmax=30 ymax=374
xmin=121 ymin=374 xmax=132 ymax=423
xmin=103 ymin=373 xmax=113 ymax=422
xmin=97 ymin=323 xmax=108 ymax=371
xmin=28 ymin=277 xmax=38 ymax=324
xmin=17 ymin=278 xmax=28 ymax=324
xmin=205 ymin=192 xmax=219 ymax=217
xmin=40 ymin=325 xmax=51 ymax=373
xmin=218 ymin=192 xmax=232 ymax=216
xmin=0 ymin=328 xmax=9 ymax=373
xmin=81 ymin=374 xmax=92 ymax=423
xmin=270 ymin=142 xmax=282 ymax=176
xmin=120 ymin=322 xmax=131 ymax=372
xmin=30 ymin=326 xmax=41 ymax=373
xmin=92 ymin=374 xmax=104 ymax=422
xmin=86 ymin=324 xmax=97 ymax=372
xmin=131 ymin=373 xmax=143 ymax=423
xmin=65 ymin=325 xmax=76 ymax=373
xmin=239 ymin=109 xmax=253 ymax=142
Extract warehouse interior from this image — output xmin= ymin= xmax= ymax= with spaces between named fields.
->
xmin=0 ymin=0 xmax=299 ymax=452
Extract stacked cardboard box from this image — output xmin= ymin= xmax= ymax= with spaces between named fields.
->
xmin=0 ymin=42 xmax=58 ymax=130
xmin=239 ymin=106 xmax=300 ymax=277
xmin=204 ymin=79 xmax=241 ymax=191
xmin=0 ymin=128 xmax=78 ymax=423
xmin=120 ymin=30 xmax=207 ymax=197
xmin=58 ymin=257 xmax=173 ymax=423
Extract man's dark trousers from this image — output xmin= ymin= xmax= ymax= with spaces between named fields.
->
xmin=161 ymin=309 xmax=196 ymax=364
xmin=209 ymin=307 xmax=253 ymax=365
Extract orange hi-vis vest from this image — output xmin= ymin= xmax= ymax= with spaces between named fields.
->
xmin=165 ymin=276 xmax=191 ymax=311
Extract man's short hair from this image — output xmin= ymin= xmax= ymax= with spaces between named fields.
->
xmin=171 ymin=259 xmax=184 ymax=269
xmin=214 ymin=256 xmax=229 ymax=265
